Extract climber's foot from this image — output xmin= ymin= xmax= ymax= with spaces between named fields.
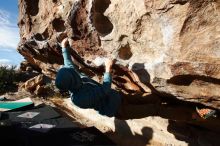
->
xmin=195 ymin=107 xmax=216 ymax=119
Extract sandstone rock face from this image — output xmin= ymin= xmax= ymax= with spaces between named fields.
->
xmin=18 ymin=0 xmax=220 ymax=109
xmin=51 ymin=98 xmax=220 ymax=146
xmin=21 ymin=74 xmax=51 ymax=95
xmin=23 ymin=74 xmax=45 ymax=91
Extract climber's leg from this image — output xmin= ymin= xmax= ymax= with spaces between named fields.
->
xmin=116 ymin=102 xmax=159 ymax=120
xmin=116 ymin=102 xmax=194 ymax=122
xmin=121 ymin=92 xmax=162 ymax=105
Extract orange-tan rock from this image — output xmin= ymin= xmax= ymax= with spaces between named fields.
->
xmin=17 ymin=0 xmax=220 ymax=110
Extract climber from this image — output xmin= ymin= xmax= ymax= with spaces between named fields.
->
xmin=55 ymin=38 xmax=160 ymax=118
xmin=55 ymin=38 xmax=218 ymax=121
xmin=55 ymin=38 xmax=122 ymax=117
xmin=55 ymin=38 xmax=162 ymax=118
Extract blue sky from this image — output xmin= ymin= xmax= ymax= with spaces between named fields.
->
xmin=0 ymin=0 xmax=24 ymax=66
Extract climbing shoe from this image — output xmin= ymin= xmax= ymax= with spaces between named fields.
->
xmin=196 ymin=107 xmax=217 ymax=119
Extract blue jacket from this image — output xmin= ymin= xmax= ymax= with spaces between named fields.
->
xmin=55 ymin=47 xmax=122 ymax=117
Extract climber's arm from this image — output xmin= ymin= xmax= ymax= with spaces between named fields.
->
xmin=102 ymin=59 xmax=114 ymax=94
xmin=61 ymin=38 xmax=75 ymax=68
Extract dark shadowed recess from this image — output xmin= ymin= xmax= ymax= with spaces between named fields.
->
xmin=33 ymin=29 xmax=49 ymax=41
xmin=167 ymin=75 xmax=220 ymax=86
xmin=92 ymin=0 xmax=113 ymax=36
xmin=118 ymin=44 xmax=133 ymax=60
xmin=52 ymin=18 xmax=66 ymax=32
xmin=26 ymin=0 xmax=39 ymax=16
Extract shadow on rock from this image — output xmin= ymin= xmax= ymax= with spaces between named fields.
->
xmin=167 ymin=120 xmax=220 ymax=146
xmin=108 ymin=119 xmax=153 ymax=146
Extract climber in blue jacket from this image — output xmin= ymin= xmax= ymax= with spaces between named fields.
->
xmin=55 ymin=38 xmax=122 ymax=117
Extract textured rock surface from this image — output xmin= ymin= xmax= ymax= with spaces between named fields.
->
xmin=17 ymin=0 xmax=220 ymax=110
xmin=20 ymin=74 xmax=52 ymax=95
xmin=22 ymin=74 xmax=45 ymax=91
xmin=50 ymin=98 xmax=220 ymax=146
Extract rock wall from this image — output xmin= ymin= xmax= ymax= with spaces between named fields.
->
xmin=18 ymin=0 xmax=220 ymax=110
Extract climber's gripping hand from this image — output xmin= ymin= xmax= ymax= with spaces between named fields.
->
xmin=56 ymin=38 xmax=70 ymax=54
xmin=105 ymin=58 xmax=115 ymax=73
xmin=61 ymin=38 xmax=69 ymax=48
xmin=60 ymin=38 xmax=75 ymax=67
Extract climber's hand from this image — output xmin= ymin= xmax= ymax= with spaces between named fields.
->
xmin=105 ymin=58 xmax=115 ymax=73
xmin=61 ymin=38 xmax=69 ymax=48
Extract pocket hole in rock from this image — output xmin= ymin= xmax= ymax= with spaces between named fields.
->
xmin=92 ymin=0 xmax=113 ymax=36
xmin=52 ymin=18 xmax=66 ymax=32
xmin=118 ymin=44 xmax=133 ymax=60
xmin=34 ymin=29 xmax=49 ymax=41
xmin=94 ymin=0 xmax=111 ymax=13
xmin=26 ymin=0 xmax=39 ymax=16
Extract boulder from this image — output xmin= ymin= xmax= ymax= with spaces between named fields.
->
xmin=50 ymin=98 xmax=220 ymax=146
xmin=34 ymin=85 xmax=48 ymax=95
xmin=23 ymin=74 xmax=45 ymax=91
xmin=17 ymin=0 xmax=220 ymax=109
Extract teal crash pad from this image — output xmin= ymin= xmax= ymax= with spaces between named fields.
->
xmin=0 ymin=98 xmax=33 ymax=112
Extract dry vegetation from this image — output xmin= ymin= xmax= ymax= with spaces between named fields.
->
xmin=0 ymin=65 xmax=19 ymax=94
